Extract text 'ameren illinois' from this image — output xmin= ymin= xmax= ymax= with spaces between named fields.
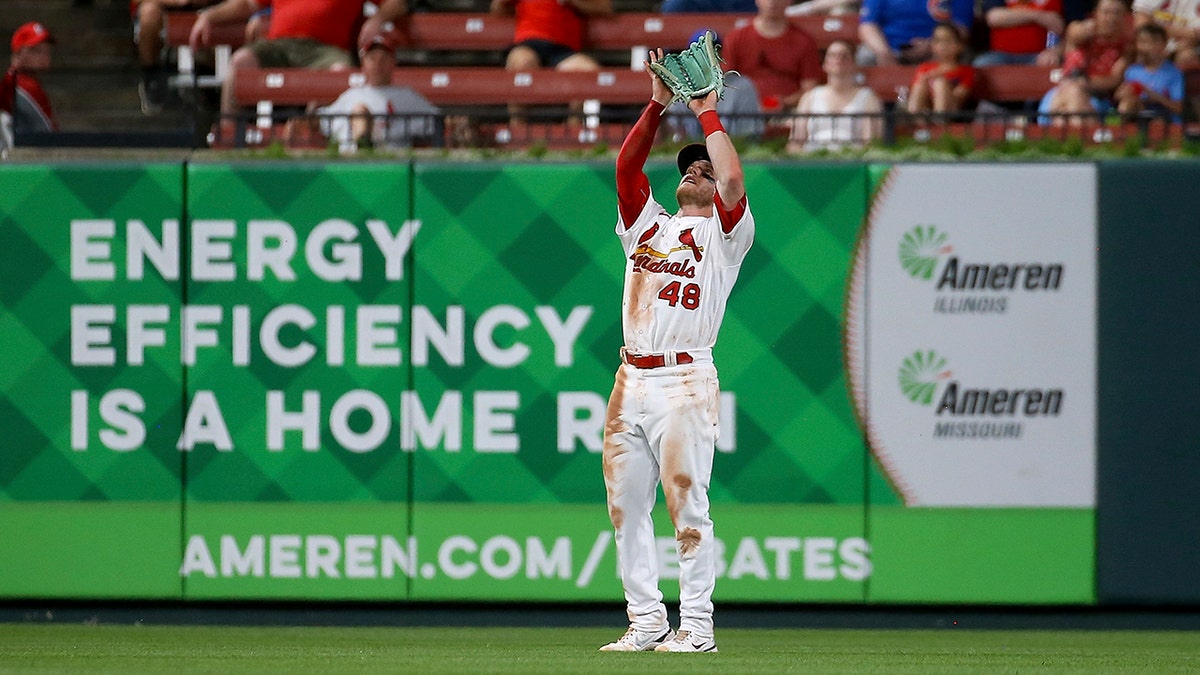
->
xmin=935 ymin=257 xmax=1063 ymax=291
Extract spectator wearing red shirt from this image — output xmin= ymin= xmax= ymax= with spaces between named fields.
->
xmin=974 ymin=0 xmax=1066 ymax=66
xmin=491 ymin=0 xmax=611 ymax=124
xmin=1038 ymin=0 xmax=1132 ymax=125
xmin=491 ymin=0 xmax=611 ymax=71
xmin=722 ymin=0 xmax=821 ymax=111
xmin=2 ymin=22 xmax=57 ymax=136
xmin=190 ymin=0 xmax=407 ymax=116
xmin=906 ymin=22 xmax=975 ymax=114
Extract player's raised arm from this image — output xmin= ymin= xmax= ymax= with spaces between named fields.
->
xmin=687 ymin=91 xmax=745 ymax=210
xmin=615 ymin=49 xmax=674 ymax=228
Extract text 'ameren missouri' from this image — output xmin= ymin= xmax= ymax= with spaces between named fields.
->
xmin=936 ymin=383 xmax=1064 ymax=416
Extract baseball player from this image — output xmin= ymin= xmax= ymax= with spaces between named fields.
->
xmin=598 ymin=49 xmax=754 ymax=654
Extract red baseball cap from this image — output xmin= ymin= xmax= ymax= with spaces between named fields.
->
xmin=11 ymin=22 xmax=55 ymax=52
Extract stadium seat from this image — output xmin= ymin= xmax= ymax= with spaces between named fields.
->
xmin=231 ymin=67 xmax=648 ymax=108
xmin=165 ymin=11 xmax=861 ymax=83
xmin=861 ymin=64 xmax=1059 ymax=106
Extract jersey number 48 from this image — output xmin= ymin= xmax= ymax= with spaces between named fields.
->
xmin=658 ymin=281 xmax=701 ymax=310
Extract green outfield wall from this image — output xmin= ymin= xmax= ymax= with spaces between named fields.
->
xmin=4 ymin=159 xmax=1187 ymax=605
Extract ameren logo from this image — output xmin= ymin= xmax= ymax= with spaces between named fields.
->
xmin=899 ymin=350 xmax=1064 ymax=440
xmin=898 ymin=225 xmax=1064 ymax=314
xmin=179 ymin=532 xmax=871 ymax=585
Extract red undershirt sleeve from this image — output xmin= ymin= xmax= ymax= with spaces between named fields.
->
xmin=715 ymin=193 xmax=747 ymax=234
xmin=615 ymin=100 xmax=664 ymax=228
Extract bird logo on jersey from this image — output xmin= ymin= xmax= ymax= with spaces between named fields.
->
xmin=679 ymin=229 xmax=703 ymax=262
xmin=630 ymin=225 xmax=700 ymax=278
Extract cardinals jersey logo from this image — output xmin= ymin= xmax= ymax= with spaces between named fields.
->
xmin=629 ymin=224 xmax=701 ymax=277
xmin=633 ymin=225 xmax=667 ymax=259
xmin=637 ymin=224 xmax=659 ymax=246
xmin=678 ymin=229 xmax=703 ymax=262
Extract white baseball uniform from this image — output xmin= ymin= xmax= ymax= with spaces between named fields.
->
xmin=603 ymin=185 xmax=754 ymax=638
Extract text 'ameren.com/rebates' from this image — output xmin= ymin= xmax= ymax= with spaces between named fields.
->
xmin=180 ymin=532 xmax=872 ymax=585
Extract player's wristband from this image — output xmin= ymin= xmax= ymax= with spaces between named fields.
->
xmin=647 ymin=100 xmax=666 ymax=115
xmin=698 ymin=110 xmax=725 ymax=138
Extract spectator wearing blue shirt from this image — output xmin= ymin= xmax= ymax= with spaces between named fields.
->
xmin=1114 ymin=23 xmax=1184 ymax=122
xmin=857 ymin=0 xmax=975 ymax=65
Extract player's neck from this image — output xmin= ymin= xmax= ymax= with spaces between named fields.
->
xmin=679 ymin=204 xmax=714 ymax=218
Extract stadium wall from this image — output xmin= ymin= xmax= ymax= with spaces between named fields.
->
xmin=0 ymin=159 xmax=1191 ymax=606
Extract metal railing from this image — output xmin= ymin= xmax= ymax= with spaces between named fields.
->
xmin=4 ymin=107 xmax=1191 ymax=155
xmin=201 ymin=107 xmax=1192 ymax=154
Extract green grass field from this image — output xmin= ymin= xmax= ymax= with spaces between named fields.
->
xmin=3 ymin=624 xmax=1200 ymax=674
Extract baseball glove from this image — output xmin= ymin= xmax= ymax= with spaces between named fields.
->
xmin=649 ymin=30 xmax=730 ymax=106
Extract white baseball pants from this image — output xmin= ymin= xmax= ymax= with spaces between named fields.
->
xmin=602 ymin=361 xmax=720 ymax=637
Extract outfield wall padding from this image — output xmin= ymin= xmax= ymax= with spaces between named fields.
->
xmin=1 ymin=158 xmax=1191 ymax=605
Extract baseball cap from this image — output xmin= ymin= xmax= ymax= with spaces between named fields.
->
xmin=359 ymin=33 xmax=396 ymax=57
xmin=677 ymin=143 xmax=711 ymax=176
xmin=11 ymin=22 xmax=54 ymax=52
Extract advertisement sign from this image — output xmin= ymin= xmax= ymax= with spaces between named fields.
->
xmin=847 ymin=165 xmax=1097 ymax=507
xmin=180 ymin=163 xmax=417 ymax=505
xmin=179 ymin=503 xmax=868 ymax=601
xmin=172 ymin=162 xmax=874 ymax=601
xmin=0 ymin=164 xmax=185 ymax=597
xmin=0 ymin=161 xmax=1099 ymax=604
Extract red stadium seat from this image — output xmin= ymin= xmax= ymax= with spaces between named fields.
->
xmin=165 ymin=10 xmax=862 ymax=82
xmin=232 ymin=67 xmax=649 ymax=108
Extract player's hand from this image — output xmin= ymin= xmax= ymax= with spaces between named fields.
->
xmin=687 ymin=90 xmax=718 ymax=116
xmin=645 ymin=49 xmax=673 ymax=106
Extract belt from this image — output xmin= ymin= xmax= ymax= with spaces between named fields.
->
xmin=621 ymin=349 xmax=693 ymax=369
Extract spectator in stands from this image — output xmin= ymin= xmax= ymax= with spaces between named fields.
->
xmin=2 ymin=22 xmax=58 ymax=134
xmin=1114 ymin=22 xmax=1184 ymax=120
xmin=492 ymin=0 xmax=611 ymax=72
xmin=856 ymin=0 xmax=974 ymax=65
xmin=189 ymin=0 xmax=407 ymax=119
xmin=133 ymin=0 xmax=219 ymax=115
xmin=1132 ymin=0 xmax=1200 ymax=67
xmin=973 ymin=0 xmax=1065 ymax=66
xmin=906 ymin=22 xmax=975 ymax=114
xmin=723 ymin=0 xmax=822 ymax=112
xmin=665 ymin=31 xmax=765 ymax=140
xmin=662 ymin=0 xmax=756 ymax=13
xmin=314 ymin=34 xmax=441 ymax=151
xmin=789 ymin=38 xmax=882 ymax=151
xmin=1037 ymin=0 xmax=1131 ymax=125
xmin=491 ymin=0 xmax=611 ymax=123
